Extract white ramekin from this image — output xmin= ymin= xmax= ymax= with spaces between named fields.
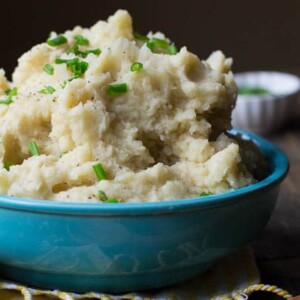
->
xmin=232 ymin=71 xmax=300 ymax=134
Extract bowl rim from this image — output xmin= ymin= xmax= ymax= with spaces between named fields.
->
xmin=234 ymin=71 xmax=300 ymax=99
xmin=0 ymin=129 xmax=289 ymax=216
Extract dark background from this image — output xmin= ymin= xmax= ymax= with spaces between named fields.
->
xmin=1 ymin=0 xmax=300 ymax=78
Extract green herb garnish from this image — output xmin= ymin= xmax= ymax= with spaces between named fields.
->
xmin=98 ymin=190 xmax=119 ymax=203
xmin=60 ymin=80 xmax=67 ymax=89
xmin=55 ymin=57 xmax=88 ymax=78
xmin=134 ymin=32 xmax=149 ymax=42
xmin=60 ymin=151 xmax=67 ymax=158
xmin=66 ymin=45 xmax=101 ymax=58
xmin=146 ymin=38 xmax=172 ymax=53
xmin=134 ymin=31 xmax=177 ymax=55
xmin=0 ymin=87 xmax=18 ymax=105
xmin=98 ymin=190 xmax=108 ymax=202
xmin=152 ymin=38 xmax=169 ymax=49
xmin=146 ymin=41 xmax=155 ymax=52
xmin=79 ymin=48 xmax=101 ymax=58
xmin=3 ymin=159 xmax=14 ymax=171
xmin=93 ymin=163 xmax=107 ymax=180
xmin=107 ymin=83 xmax=128 ymax=95
xmin=55 ymin=57 xmax=76 ymax=64
xmin=147 ymin=38 xmax=169 ymax=52
xmin=130 ymin=62 xmax=143 ymax=72
xmin=238 ymin=87 xmax=270 ymax=95
xmin=168 ymin=44 xmax=178 ymax=55
xmin=104 ymin=198 xmax=119 ymax=203
xmin=28 ymin=141 xmax=40 ymax=156
xmin=74 ymin=34 xmax=89 ymax=46
xmin=43 ymin=64 xmax=54 ymax=75
xmin=39 ymin=86 xmax=56 ymax=94
xmin=66 ymin=44 xmax=79 ymax=55
xmin=200 ymin=192 xmax=213 ymax=197
xmin=47 ymin=35 xmax=68 ymax=47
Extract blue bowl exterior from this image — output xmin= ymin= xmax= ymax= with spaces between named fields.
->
xmin=0 ymin=129 xmax=289 ymax=293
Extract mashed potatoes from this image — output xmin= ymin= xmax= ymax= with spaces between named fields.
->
xmin=0 ymin=10 xmax=254 ymax=203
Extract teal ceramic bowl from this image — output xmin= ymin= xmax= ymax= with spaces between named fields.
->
xmin=0 ymin=129 xmax=288 ymax=293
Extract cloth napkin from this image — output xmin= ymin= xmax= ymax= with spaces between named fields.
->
xmin=0 ymin=247 xmax=259 ymax=300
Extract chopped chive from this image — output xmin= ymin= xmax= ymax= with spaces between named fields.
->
xmin=104 ymin=198 xmax=119 ymax=203
xmin=146 ymin=41 xmax=155 ymax=52
xmin=71 ymin=60 xmax=88 ymax=77
xmin=60 ymin=80 xmax=67 ymax=89
xmin=55 ymin=58 xmax=70 ymax=64
xmin=74 ymin=34 xmax=89 ymax=46
xmin=66 ymin=76 xmax=78 ymax=82
xmin=9 ymin=87 xmax=18 ymax=97
xmin=47 ymin=35 xmax=68 ymax=46
xmin=93 ymin=163 xmax=107 ymax=180
xmin=134 ymin=32 xmax=149 ymax=42
xmin=152 ymin=38 xmax=169 ymax=49
xmin=55 ymin=57 xmax=88 ymax=78
xmin=130 ymin=62 xmax=143 ymax=72
xmin=3 ymin=159 xmax=14 ymax=171
xmin=0 ymin=87 xmax=18 ymax=105
xmin=199 ymin=192 xmax=213 ymax=197
xmin=79 ymin=48 xmax=101 ymax=58
xmin=168 ymin=44 xmax=178 ymax=55
xmin=107 ymin=83 xmax=128 ymax=95
xmin=10 ymin=87 xmax=18 ymax=96
xmin=98 ymin=190 xmax=108 ymax=202
xmin=60 ymin=151 xmax=67 ymax=158
xmin=66 ymin=45 xmax=101 ymax=58
xmin=28 ymin=141 xmax=40 ymax=156
xmin=66 ymin=44 xmax=80 ymax=55
xmin=98 ymin=190 xmax=119 ymax=203
xmin=0 ymin=99 xmax=11 ymax=105
xmin=146 ymin=38 xmax=174 ymax=54
xmin=43 ymin=64 xmax=54 ymax=75
xmin=39 ymin=86 xmax=56 ymax=94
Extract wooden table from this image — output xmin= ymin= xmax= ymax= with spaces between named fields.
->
xmin=249 ymin=119 xmax=300 ymax=299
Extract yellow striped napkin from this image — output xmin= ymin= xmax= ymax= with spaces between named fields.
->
xmin=0 ymin=247 xmax=259 ymax=300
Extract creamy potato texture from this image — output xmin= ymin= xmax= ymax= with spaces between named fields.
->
xmin=0 ymin=10 xmax=254 ymax=203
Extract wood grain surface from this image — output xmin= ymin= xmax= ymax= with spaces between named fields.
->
xmin=251 ymin=118 xmax=300 ymax=299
